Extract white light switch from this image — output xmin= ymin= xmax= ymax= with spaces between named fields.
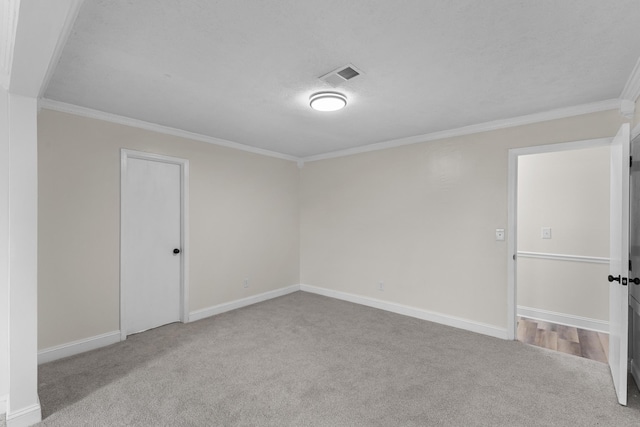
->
xmin=541 ymin=227 xmax=552 ymax=239
xmin=495 ymin=229 xmax=505 ymax=241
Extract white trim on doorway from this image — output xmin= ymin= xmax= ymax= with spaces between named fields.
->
xmin=506 ymin=137 xmax=612 ymax=340
xmin=120 ymin=149 xmax=190 ymax=341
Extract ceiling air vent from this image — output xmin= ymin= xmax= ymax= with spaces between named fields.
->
xmin=319 ymin=64 xmax=363 ymax=87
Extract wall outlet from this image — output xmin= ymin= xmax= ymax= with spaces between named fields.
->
xmin=243 ymin=278 xmax=249 ymax=288
xmin=378 ymin=281 xmax=384 ymax=291
xmin=541 ymin=227 xmax=552 ymax=239
xmin=495 ymin=228 xmax=505 ymax=241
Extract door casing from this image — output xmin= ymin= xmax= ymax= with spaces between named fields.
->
xmin=120 ymin=149 xmax=190 ymax=340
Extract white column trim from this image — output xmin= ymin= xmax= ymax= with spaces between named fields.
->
xmin=6 ymin=401 xmax=41 ymax=427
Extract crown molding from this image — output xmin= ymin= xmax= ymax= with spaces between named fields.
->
xmin=621 ymin=55 xmax=640 ymax=102
xmin=0 ymin=0 xmax=19 ymax=90
xmin=38 ymin=0 xmax=84 ymax=98
xmin=303 ymin=99 xmax=622 ymax=162
xmin=39 ymin=98 xmax=299 ymax=162
xmin=41 ymin=97 xmax=623 ymax=165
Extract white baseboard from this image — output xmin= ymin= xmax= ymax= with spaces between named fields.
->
xmin=299 ymin=284 xmax=508 ymax=340
xmin=6 ymin=400 xmax=41 ymax=427
xmin=189 ymin=284 xmax=300 ymax=322
xmin=38 ymin=330 xmax=121 ymax=365
xmin=0 ymin=394 xmax=6 ymax=415
xmin=517 ymin=305 xmax=609 ymax=333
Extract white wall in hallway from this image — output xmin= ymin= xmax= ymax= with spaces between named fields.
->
xmin=517 ymin=147 xmax=610 ymax=324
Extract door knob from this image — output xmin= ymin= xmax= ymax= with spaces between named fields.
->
xmin=173 ymin=248 xmax=181 ymax=254
xmin=608 ymin=275 xmax=620 ymax=283
xmin=630 ymin=277 xmax=640 ymax=285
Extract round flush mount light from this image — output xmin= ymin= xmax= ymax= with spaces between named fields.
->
xmin=309 ymin=91 xmax=347 ymax=112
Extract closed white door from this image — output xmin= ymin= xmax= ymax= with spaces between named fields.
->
xmin=608 ymin=123 xmax=630 ymax=405
xmin=122 ymin=155 xmax=182 ymax=336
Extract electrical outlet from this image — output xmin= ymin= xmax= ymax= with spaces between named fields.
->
xmin=378 ymin=281 xmax=384 ymax=291
xmin=495 ymin=228 xmax=505 ymax=241
xmin=243 ymin=278 xmax=249 ymax=288
xmin=541 ymin=227 xmax=552 ymax=239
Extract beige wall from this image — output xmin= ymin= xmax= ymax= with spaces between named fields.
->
xmin=300 ymin=110 xmax=625 ymax=329
xmin=38 ymin=109 xmax=300 ymax=350
xmin=516 ymin=147 xmax=610 ymax=321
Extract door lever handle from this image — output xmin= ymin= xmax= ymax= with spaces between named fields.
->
xmin=630 ymin=277 xmax=640 ymax=285
xmin=608 ymin=275 xmax=620 ymax=283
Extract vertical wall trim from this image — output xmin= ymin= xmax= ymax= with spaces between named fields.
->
xmin=0 ymin=90 xmax=8 ymax=417
xmin=7 ymin=94 xmax=41 ymax=424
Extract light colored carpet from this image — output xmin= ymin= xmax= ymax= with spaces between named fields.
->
xmin=34 ymin=291 xmax=640 ymax=426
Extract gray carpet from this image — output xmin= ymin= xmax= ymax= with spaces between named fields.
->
xmin=34 ymin=291 xmax=640 ymax=426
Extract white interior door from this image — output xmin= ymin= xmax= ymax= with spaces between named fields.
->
xmin=122 ymin=155 xmax=182 ymax=336
xmin=609 ymin=122 xmax=630 ymax=405
xmin=629 ymin=133 xmax=640 ymax=390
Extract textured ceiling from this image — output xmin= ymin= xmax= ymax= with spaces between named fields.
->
xmin=45 ymin=0 xmax=640 ymax=158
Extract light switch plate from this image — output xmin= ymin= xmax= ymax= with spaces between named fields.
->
xmin=496 ymin=228 xmax=505 ymax=241
xmin=541 ymin=227 xmax=552 ymax=239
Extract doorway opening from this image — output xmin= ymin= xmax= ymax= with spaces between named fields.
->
xmin=514 ymin=144 xmax=611 ymax=363
xmin=508 ymin=124 xmax=635 ymax=406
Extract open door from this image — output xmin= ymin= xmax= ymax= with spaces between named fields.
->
xmin=609 ymin=122 xmax=630 ymax=405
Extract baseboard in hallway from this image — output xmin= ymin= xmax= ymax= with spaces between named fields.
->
xmin=517 ymin=317 xmax=609 ymax=363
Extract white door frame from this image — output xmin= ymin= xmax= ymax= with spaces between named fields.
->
xmin=506 ymin=137 xmax=612 ymax=340
xmin=120 ymin=149 xmax=190 ymax=340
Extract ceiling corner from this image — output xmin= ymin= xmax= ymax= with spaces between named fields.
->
xmin=0 ymin=0 xmax=20 ymax=89
xmin=621 ymin=55 xmax=640 ymax=102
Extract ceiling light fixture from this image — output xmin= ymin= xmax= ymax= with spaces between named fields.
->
xmin=309 ymin=91 xmax=347 ymax=112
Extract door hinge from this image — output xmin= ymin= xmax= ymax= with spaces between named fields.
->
xmin=630 ymin=259 xmax=633 ymax=272
xmin=631 ymin=156 xmax=634 ymax=168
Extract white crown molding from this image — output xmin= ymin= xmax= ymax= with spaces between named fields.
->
xmin=621 ymin=56 xmax=640 ymax=102
xmin=39 ymin=98 xmax=300 ymax=162
xmin=303 ymin=99 xmax=622 ymax=162
xmin=0 ymin=0 xmax=19 ymax=90
xmin=38 ymin=0 xmax=84 ymax=98
xmin=41 ymin=97 xmax=623 ymax=164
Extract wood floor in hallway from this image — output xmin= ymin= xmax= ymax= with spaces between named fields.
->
xmin=517 ymin=317 xmax=609 ymax=364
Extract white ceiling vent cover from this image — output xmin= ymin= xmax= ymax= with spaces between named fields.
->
xmin=319 ymin=64 xmax=363 ymax=87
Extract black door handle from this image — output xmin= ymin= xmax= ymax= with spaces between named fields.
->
xmin=173 ymin=248 xmax=181 ymax=254
xmin=608 ymin=275 xmax=620 ymax=283
xmin=630 ymin=277 xmax=640 ymax=285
